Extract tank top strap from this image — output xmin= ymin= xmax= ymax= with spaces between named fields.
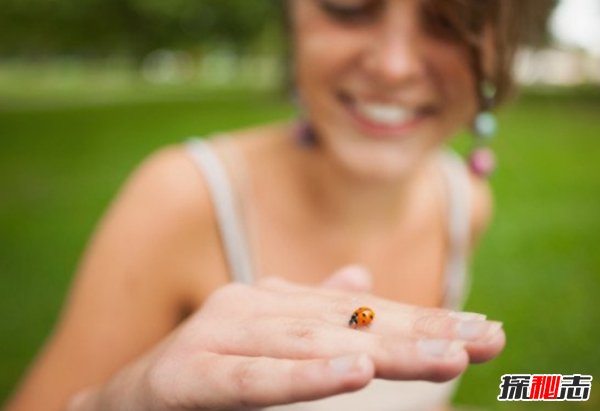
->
xmin=438 ymin=150 xmax=472 ymax=310
xmin=185 ymin=138 xmax=255 ymax=285
xmin=185 ymin=138 xmax=472 ymax=308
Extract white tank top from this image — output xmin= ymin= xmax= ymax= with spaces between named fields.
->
xmin=186 ymin=137 xmax=473 ymax=411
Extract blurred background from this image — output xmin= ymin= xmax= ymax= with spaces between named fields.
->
xmin=1 ymin=0 xmax=598 ymax=409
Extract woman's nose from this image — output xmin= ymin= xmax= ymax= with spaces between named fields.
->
xmin=363 ymin=5 xmax=427 ymax=87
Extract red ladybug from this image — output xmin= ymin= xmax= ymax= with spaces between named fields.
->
xmin=349 ymin=307 xmax=375 ymax=328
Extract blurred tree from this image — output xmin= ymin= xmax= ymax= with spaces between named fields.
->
xmin=0 ymin=0 xmax=557 ymax=60
xmin=519 ymin=0 xmax=560 ymax=46
xmin=0 ymin=0 xmax=281 ymax=59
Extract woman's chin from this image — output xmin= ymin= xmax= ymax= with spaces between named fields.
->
xmin=332 ymin=149 xmax=421 ymax=184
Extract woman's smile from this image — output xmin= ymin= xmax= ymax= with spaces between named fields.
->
xmin=337 ymin=91 xmax=438 ymax=139
xmin=292 ymin=0 xmax=478 ymax=180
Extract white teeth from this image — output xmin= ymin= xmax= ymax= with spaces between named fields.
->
xmin=355 ymin=103 xmax=418 ymax=126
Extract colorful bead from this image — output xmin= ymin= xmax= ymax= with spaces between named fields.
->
xmin=474 ymin=111 xmax=497 ymax=139
xmin=469 ymin=147 xmax=496 ymax=177
xmin=295 ymin=120 xmax=318 ymax=147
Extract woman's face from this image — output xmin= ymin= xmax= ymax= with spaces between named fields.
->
xmin=291 ymin=0 xmax=481 ymax=181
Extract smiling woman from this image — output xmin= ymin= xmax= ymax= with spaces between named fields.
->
xmin=3 ymin=1 xmax=554 ymax=411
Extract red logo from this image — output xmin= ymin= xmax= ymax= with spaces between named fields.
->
xmin=498 ymin=374 xmax=593 ymax=401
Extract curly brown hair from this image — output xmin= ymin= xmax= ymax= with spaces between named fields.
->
xmin=420 ymin=0 xmax=556 ymax=107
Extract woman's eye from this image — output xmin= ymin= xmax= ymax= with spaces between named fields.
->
xmin=318 ymin=0 xmax=381 ymax=23
xmin=420 ymin=2 xmax=468 ymax=41
xmin=424 ymin=14 xmax=456 ymax=38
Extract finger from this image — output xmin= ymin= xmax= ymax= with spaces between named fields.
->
xmin=262 ymin=282 xmax=500 ymax=338
xmin=216 ymin=282 xmax=504 ymax=363
xmin=338 ymin=305 xmax=504 ymax=363
xmin=464 ymin=326 xmax=506 ymax=363
xmin=254 ymin=281 xmax=500 ymax=345
xmin=195 ymin=353 xmax=374 ymax=409
xmin=376 ymin=337 xmax=469 ymax=381
xmin=321 ymin=265 xmax=373 ymax=293
xmin=211 ymin=318 xmax=468 ymax=382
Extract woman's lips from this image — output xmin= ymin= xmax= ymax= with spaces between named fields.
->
xmin=340 ymin=94 xmax=434 ymax=138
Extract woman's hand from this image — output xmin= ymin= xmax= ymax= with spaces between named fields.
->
xmin=71 ymin=267 xmax=504 ymax=411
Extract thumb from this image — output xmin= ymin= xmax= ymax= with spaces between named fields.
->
xmin=321 ymin=265 xmax=373 ymax=293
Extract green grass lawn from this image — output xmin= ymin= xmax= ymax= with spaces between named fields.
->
xmin=1 ymin=84 xmax=599 ymax=409
xmin=457 ymin=89 xmax=600 ymax=410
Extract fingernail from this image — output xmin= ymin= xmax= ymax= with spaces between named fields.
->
xmin=329 ymin=354 xmax=367 ymax=374
xmin=449 ymin=311 xmax=487 ymax=321
xmin=484 ymin=321 xmax=504 ymax=341
xmin=457 ymin=320 xmax=503 ymax=341
xmin=417 ymin=339 xmax=463 ymax=358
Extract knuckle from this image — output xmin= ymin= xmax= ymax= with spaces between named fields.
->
xmin=232 ymin=359 xmax=259 ymax=404
xmin=330 ymin=297 xmax=359 ymax=319
xmin=413 ymin=315 xmax=454 ymax=337
xmin=146 ymin=354 xmax=186 ymax=410
xmin=375 ymin=337 xmax=404 ymax=375
xmin=286 ymin=361 xmax=318 ymax=403
xmin=331 ymin=299 xmax=350 ymax=318
xmin=284 ymin=319 xmax=319 ymax=342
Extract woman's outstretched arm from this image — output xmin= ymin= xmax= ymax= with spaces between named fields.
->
xmin=4 ymin=147 xmax=504 ymax=411
xmin=65 ymin=276 xmax=504 ymax=411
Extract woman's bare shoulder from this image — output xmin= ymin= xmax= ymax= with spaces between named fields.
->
xmin=68 ymin=141 xmax=229 ymax=339
xmin=106 ymin=143 xmax=231 ymax=300
xmin=123 ymin=144 xmax=213 ymax=220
